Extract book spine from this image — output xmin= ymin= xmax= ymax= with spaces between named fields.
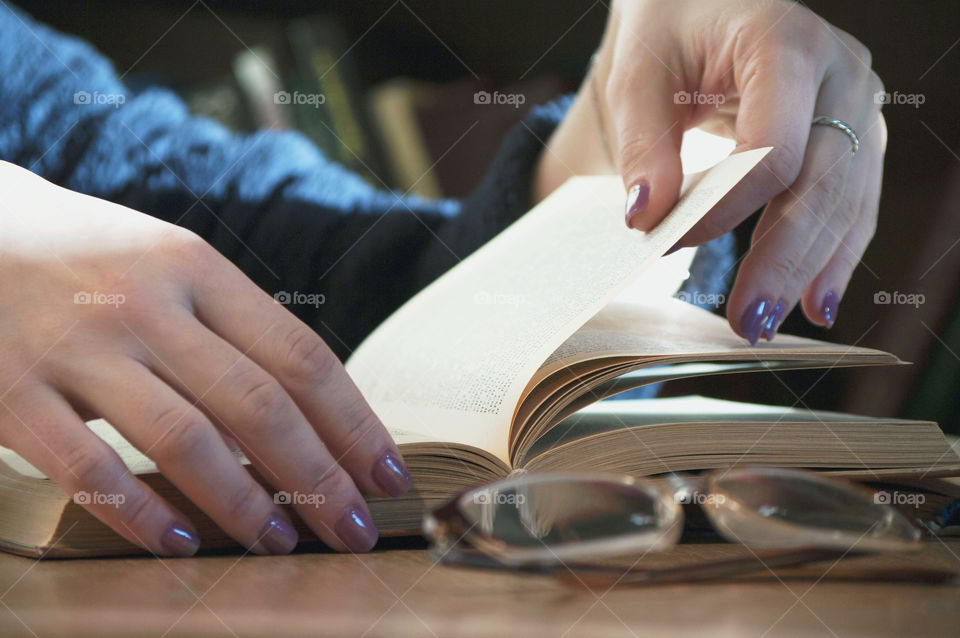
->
xmin=286 ymin=17 xmax=386 ymax=184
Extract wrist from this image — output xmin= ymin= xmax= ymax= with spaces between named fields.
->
xmin=532 ymin=80 xmax=617 ymax=203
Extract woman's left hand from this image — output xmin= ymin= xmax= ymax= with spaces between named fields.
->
xmin=535 ymin=0 xmax=886 ymax=343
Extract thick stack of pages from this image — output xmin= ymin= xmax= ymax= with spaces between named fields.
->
xmin=2 ymin=149 xmax=956 ymax=556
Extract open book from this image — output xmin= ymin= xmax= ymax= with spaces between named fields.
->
xmin=2 ymin=149 xmax=958 ymax=556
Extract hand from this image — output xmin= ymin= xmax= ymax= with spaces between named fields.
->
xmin=0 ymin=161 xmax=411 ymax=556
xmin=535 ymin=0 xmax=886 ymax=343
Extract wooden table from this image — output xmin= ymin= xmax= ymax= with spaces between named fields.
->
xmin=1 ymin=538 xmax=958 ymax=637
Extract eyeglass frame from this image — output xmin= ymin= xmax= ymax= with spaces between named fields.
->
xmin=422 ymin=466 xmax=924 ymax=580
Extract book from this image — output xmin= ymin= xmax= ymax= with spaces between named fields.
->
xmin=2 ymin=148 xmax=958 ymax=557
xmin=233 ymin=45 xmax=291 ymax=131
xmin=285 ymin=15 xmax=387 ymax=185
xmin=367 ymin=76 xmax=568 ymax=197
xmin=368 ymin=78 xmax=443 ymax=197
xmin=182 ymin=77 xmax=252 ymax=132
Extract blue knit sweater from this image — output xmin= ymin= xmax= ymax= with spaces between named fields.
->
xmin=0 ymin=4 xmax=734 ymax=364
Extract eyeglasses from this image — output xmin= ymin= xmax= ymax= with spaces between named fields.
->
xmin=422 ymin=467 xmax=923 ymax=586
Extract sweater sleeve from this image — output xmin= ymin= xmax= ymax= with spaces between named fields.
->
xmin=0 ymin=4 xmax=734 ymax=361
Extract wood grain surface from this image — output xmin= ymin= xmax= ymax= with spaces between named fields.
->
xmin=0 ymin=539 xmax=958 ymax=637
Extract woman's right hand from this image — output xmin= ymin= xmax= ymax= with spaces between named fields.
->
xmin=536 ymin=0 xmax=886 ymax=343
xmin=0 ymin=161 xmax=411 ymax=556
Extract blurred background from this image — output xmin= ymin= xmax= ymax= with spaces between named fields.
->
xmin=17 ymin=0 xmax=960 ymax=431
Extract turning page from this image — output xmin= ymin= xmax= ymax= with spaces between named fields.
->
xmin=346 ymin=149 xmax=771 ymax=462
xmin=535 ymin=297 xmax=901 ymax=381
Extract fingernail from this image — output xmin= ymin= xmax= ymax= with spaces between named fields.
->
xmin=740 ymin=297 xmax=773 ymax=346
xmin=372 ymin=449 xmax=412 ymax=497
xmin=762 ymin=298 xmax=788 ymax=341
xmin=160 ymin=523 xmax=200 ymax=557
xmin=257 ymin=514 xmax=298 ymax=555
xmin=821 ymin=290 xmax=840 ymax=328
xmin=664 ymin=241 xmax=683 ymax=256
xmin=336 ymin=506 xmax=378 ymax=552
xmin=624 ymin=181 xmax=650 ymax=229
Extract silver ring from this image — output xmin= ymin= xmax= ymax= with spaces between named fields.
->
xmin=812 ymin=116 xmax=860 ymax=154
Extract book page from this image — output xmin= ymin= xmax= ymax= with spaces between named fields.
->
xmin=0 ymin=419 xmax=157 ymax=481
xmin=346 ymin=149 xmax=771 ymax=463
xmin=523 ymin=395 xmax=959 ymax=476
xmin=536 ymin=297 xmax=900 ymax=381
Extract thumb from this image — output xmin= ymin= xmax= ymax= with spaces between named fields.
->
xmin=610 ymin=70 xmax=686 ymax=232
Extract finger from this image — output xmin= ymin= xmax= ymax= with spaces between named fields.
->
xmin=753 ymin=144 xmax=864 ymax=338
xmin=677 ymin=21 xmax=826 ymax=247
xmin=145 ymin=311 xmax=378 ymax=553
xmin=800 ymin=114 xmax=886 ymax=326
xmin=55 ymin=356 xmax=299 ymax=555
xmin=189 ymin=258 xmax=411 ymax=499
xmin=0 ymin=382 xmax=200 ymax=557
xmin=603 ymin=37 xmax=685 ymax=231
xmin=727 ymin=70 xmax=870 ymax=343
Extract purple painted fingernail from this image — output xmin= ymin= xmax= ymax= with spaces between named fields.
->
xmin=762 ymin=298 xmax=788 ymax=341
xmin=664 ymin=241 xmax=684 ymax=256
xmin=161 ymin=524 xmax=200 ymax=557
xmin=257 ymin=515 xmax=298 ymax=555
xmin=821 ymin=290 xmax=840 ymax=328
xmin=624 ymin=181 xmax=650 ymax=229
xmin=372 ymin=449 xmax=412 ymax=497
xmin=336 ymin=507 xmax=378 ymax=553
xmin=740 ymin=297 xmax=774 ymax=346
